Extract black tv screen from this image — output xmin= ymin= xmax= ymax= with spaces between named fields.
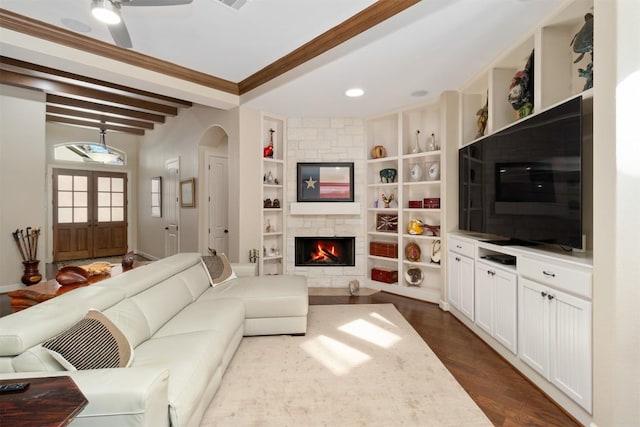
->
xmin=459 ymin=96 xmax=583 ymax=249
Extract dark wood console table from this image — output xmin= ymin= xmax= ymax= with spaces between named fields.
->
xmin=0 ymin=376 xmax=88 ymax=427
xmin=7 ymin=264 xmax=130 ymax=312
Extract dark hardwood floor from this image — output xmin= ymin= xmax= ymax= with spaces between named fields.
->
xmin=310 ymin=291 xmax=581 ymax=427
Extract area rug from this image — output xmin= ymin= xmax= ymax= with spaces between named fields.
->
xmin=200 ymin=304 xmax=492 ymax=426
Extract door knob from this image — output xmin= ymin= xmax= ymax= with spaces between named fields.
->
xmin=224 ymin=229 xmax=229 ymax=234
xmin=165 ymin=227 xmax=169 ymax=230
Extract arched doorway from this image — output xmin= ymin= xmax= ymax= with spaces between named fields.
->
xmin=199 ymin=126 xmax=229 ymax=255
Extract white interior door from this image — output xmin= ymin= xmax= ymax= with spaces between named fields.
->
xmin=165 ymin=158 xmax=180 ymax=257
xmin=207 ymin=154 xmax=229 ymax=255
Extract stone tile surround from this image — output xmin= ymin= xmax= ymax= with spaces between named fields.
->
xmin=285 ymin=118 xmax=366 ymax=287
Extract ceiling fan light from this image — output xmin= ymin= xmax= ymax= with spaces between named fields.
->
xmin=91 ymin=0 xmax=122 ymax=25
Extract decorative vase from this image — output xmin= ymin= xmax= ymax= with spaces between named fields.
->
xmin=21 ymin=260 xmax=42 ymax=285
xmin=412 ymin=130 xmax=421 ymax=154
xmin=263 ymin=128 xmax=275 ymax=158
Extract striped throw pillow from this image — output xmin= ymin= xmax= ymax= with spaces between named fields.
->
xmin=42 ymin=310 xmax=133 ymax=370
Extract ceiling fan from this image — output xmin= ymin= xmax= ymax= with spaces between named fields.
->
xmin=91 ymin=0 xmax=193 ymax=48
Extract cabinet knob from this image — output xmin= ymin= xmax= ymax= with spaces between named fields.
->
xmin=455 ymin=256 xmax=461 ymax=262
xmin=547 ymin=294 xmax=555 ymax=301
xmin=541 ymin=291 xmax=548 ymax=298
xmin=542 ymin=270 xmax=556 ymax=278
xmin=456 ymin=245 xmax=462 ymax=249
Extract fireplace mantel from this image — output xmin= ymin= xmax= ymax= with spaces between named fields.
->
xmin=289 ymin=202 xmax=361 ymax=215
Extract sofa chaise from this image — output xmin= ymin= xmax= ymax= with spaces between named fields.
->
xmin=0 ymin=252 xmax=308 ymax=427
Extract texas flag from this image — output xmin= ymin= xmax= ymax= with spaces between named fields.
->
xmin=300 ymin=166 xmax=351 ymax=200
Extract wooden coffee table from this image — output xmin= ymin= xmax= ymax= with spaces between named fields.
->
xmin=0 ymin=376 xmax=88 ymax=427
xmin=7 ymin=264 xmax=131 ymax=312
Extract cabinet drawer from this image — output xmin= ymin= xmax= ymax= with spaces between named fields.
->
xmin=448 ymin=237 xmax=475 ymax=258
xmin=519 ymin=257 xmax=592 ymax=299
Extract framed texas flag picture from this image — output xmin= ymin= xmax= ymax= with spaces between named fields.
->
xmin=297 ymin=162 xmax=354 ymax=202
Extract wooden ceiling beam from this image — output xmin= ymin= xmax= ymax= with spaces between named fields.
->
xmin=46 ymin=105 xmax=155 ymax=130
xmin=47 ymin=94 xmax=165 ymax=123
xmin=1 ymin=69 xmax=178 ymax=115
xmin=238 ymin=0 xmax=420 ymax=94
xmin=46 ymin=115 xmax=146 ymax=135
xmin=1 ymin=56 xmax=192 ymax=107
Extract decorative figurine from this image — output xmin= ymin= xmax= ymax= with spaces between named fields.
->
xmin=381 ymin=192 xmax=394 ymax=208
xmin=571 ymin=13 xmax=594 ymax=90
xmin=476 ymin=95 xmax=489 ymax=139
xmin=412 ymin=129 xmax=421 ymax=154
xmin=508 ymin=50 xmax=534 ymax=119
xmin=266 ymin=171 xmax=274 ymax=184
xmin=263 ymin=128 xmax=275 ymax=158
xmin=265 ymin=219 xmax=272 ymax=233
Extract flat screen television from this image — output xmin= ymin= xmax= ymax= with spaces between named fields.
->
xmin=459 ymin=96 xmax=583 ymax=249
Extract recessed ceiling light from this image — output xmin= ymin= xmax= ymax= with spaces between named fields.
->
xmin=91 ymin=0 xmax=122 ymax=25
xmin=345 ymin=88 xmax=364 ymax=98
xmin=411 ymin=90 xmax=428 ymax=97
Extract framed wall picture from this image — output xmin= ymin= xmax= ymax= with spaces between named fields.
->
xmin=376 ymin=213 xmax=398 ymax=233
xmin=151 ymin=176 xmax=162 ymax=217
xmin=180 ymin=178 xmax=195 ymax=208
xmin=297 ymin=162 xmax=354 ymax=202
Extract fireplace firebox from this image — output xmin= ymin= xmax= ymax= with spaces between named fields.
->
xmin=295 ymin=237 xmax=355 ymax=267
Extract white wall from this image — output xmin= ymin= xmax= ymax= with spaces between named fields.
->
xmin=592 ymin=0 xmax=640 ymax=425
xmin=137 ymin=104 xmax=252 ymax=261
xmin=285 ymin=118 xmax=366 ymax=287
xmin=0 ymin=85 xmax=46 ymax=287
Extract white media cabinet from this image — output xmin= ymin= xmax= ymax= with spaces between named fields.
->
xmin=446 ymin=231 xmax=593 ymax=424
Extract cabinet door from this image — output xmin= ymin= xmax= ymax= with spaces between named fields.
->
xmin=458 ymin=255 xmax=475 ymax=321
xmin=493 ymin=268 xmax=517 ymax=354
xmin=474 ymin=263 xmax=493 ymax=334
xmin=519 ymin=277 xmax=550 ymax=378
xmin=447 ymin=251 xmax=461 ymax=309
xmin=550 ymin=290 xmax=592 ymax=412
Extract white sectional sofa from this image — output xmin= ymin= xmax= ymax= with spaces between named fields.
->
xmin=0 ymin=253 xmax=308 ymax=427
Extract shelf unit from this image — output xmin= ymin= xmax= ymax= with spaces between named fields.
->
xmin=260 ymin=114 xmax=286 ymax=275
xmin=365 ymin=101 xmax=450 ymax=303
xmin=459 ymin=0 xmax=594 ymax=147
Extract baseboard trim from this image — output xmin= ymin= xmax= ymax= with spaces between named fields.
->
xmin=134 ymin=250 xmax=159 ymax=261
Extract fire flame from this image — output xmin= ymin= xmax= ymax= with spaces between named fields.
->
xmin=311 ymin=242 xmax=340 ymax=262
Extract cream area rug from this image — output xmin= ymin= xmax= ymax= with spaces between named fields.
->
xmin=201 ymin=304 xmax=492 ymax=427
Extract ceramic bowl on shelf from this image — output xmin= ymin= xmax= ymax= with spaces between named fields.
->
xmin=405 ymin=267 xmax=424 ymax=286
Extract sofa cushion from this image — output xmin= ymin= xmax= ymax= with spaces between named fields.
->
xmin=42 ymin=310 xmax=133 ymax=370
xmin=154 ymin=298 xmax=245 ymax=346
xmin=199 ymin=274 xmax=308 ymax=319
xmin=132 ymin=331 xmax=230 ymax=427
xmin=201 ymin=253 xmax=236 ymax=286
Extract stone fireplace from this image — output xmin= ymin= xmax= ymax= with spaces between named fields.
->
xmin=295 ymin=237 xmax=355 ymax=267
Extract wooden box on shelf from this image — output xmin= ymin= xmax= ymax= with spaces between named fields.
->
xmin=371 ymin=268 xmax=398 ymax=284
xmin=370 ymin=241 xmax=398 ymax=258
xmin=423 ymin=198 xmax=440 ymax=209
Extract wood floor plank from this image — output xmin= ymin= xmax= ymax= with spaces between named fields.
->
xmin=309 ymin=292 xmax=581 ymax=427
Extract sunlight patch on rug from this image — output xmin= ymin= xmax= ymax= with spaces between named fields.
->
xmin=338 ymin=317 xmax=401 ymax=348
xmin=300 ymin=334 xmax=371 ymax=376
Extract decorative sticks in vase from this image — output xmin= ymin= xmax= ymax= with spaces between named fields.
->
xmin=12 ymin=227 xmax=42 ymax=285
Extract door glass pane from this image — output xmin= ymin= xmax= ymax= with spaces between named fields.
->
xmin=112 ymin=193 xmax=124 ymax=207
xmin=74 ymin=191 xmax=88 ymax=207
xmin=98 ymin=192 xmax=111 ymax=207
xmin=112 ymin=178 xmax=124 ymax=192
xmin=74 ymin=207 xmax=88 ymax=223
xmin=58 ymin=191 xmax=73 ymax=207
xmin=58 ymin=207 xmax=72 ymax=223
xmin=58 ymin=175 xmax=72 ymax=191
xmin=98 ymin=207 xmax=111 ymax=222
xmin=112 ymin=207 xmax=124 ymax=222
xmin=74 ymin=176 xmax=88 ymax=191
xmin=98 ymin=177 xmax=110 ymax=192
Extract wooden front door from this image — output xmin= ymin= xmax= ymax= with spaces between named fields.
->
xmin=53 ymin=169 xmax=127 ymax=261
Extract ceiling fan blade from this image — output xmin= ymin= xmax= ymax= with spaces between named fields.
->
xmin=123 ymin=0 xmax=193 ymax=6
xmin=108 ymin=20 xmax=133 ymax=48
